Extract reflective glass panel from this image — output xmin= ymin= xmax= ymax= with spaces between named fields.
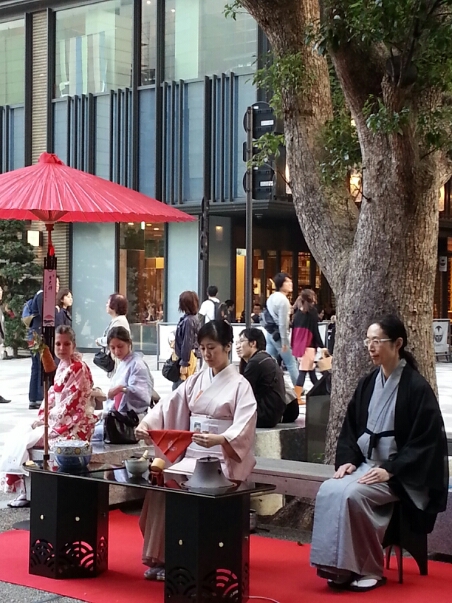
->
xmin=55 ymin=0 xmax=133 ymax=98
xmin=119 ymin=223 xmax=165 ymax=351
xmin=141 ymin=0 xmax=157 ymax=85
xmin=72 ymin=223 xmax=116 ymax=349
xmin=165 ymin=0 xmax=257 ymax=81
xmin=0 ymin=20 xmax=25 ymax=106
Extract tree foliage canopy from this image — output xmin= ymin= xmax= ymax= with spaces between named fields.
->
xmin=228 ymin=0 xmax=452 ymax=185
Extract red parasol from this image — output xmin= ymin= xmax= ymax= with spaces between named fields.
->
xmin=0 ymin=153 xmax=195 ymax=465
xmin=0 ymin=152 xmax=194 ymax=224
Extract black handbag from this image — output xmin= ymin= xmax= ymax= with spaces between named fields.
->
xmin=162 ymin=355 xmax=181 ymax=382
xmin=104 ymin=410 xmax=139 ymax=444
xmin=93 ymin=349 xmax=115 ymax=373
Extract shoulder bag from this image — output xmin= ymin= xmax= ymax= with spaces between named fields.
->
xmin=104 ymin=409 xmax=139 ymax=444
xmin=93 ymin=348 xmax=115 ymax=373
xmin=162 ymin=353 xmax=181 ymax=382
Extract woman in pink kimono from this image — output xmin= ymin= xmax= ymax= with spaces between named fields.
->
xmin=0 ymin=325 xmax=96 ymax=507
xmin=135 ymin=320 xmax=257 ymax=581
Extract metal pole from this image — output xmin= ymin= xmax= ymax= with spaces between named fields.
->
xmin=42 ymin=224 xmax=57 ymax=468
xmin=245 ymin=106 xmax=253 ymax=328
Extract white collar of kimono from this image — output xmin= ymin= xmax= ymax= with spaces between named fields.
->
xmin=208 ymin=362 xmax=235 ymax=382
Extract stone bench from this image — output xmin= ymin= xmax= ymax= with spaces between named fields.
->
xmin=255 ymin=422 xmax=305 ymax=462
xmin=251 ymin=457 xmax=334 ymax=499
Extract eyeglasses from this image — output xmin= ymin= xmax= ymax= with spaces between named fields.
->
xmin=363 ymin=338 xmax=392 ymax=348
xmin=236 ymin=339 xmax=248 ymax=346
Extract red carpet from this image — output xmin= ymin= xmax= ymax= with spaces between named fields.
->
xmin=0 ymin=510 xmax=451 ymax=602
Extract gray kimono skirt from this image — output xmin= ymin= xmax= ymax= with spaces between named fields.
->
xmin=310 ymin=360 xmax=422 ymax=578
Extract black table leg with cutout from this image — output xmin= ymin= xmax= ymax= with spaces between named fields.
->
xmin=164 ymin=492 xmax=250 ymax=603
xmin=29 ymin=472 xmax=109 ymax=579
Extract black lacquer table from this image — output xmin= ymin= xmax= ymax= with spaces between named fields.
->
xmin=26 ymin=462 xmax=274 ymax=603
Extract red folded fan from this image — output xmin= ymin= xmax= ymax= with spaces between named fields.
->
xmin=148 ymin=429 xmax=193 ymax=463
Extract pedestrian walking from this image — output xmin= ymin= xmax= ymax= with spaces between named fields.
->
xmin=95 ymin=293 xmax=130 ymax=378
xmin=291 ymin=289 xmax=325 ymax=401
xmin=224 ymin=299 xmax=236 ymax=323
xmin=198 ymin=285 xmax=221 ymax=324
xmin=55 ymin=288 xmax=73 ymax=327
xmin=0 ymin=286 xmax=10 ymax=391
xmin=172 ymin=291 xmax=200 ymax=390
xmin=27 ymin=276 xmax=60 ymax=410
xmin=0 ymin=284 xmax=5 ymax=359
xmin=261 ymin=272 xmax=299 ymax=387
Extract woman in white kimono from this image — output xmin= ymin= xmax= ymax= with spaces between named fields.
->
xmin=135 ymin=320 xmax=257 ymax=581
xmin=92 ymin=327 xmax=153 ymax=440
xmin=310 ymin=315 xmax=448 ymax=592
xmin=0 ymin=326 xmax=96 ymax=506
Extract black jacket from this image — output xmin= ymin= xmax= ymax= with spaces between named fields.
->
xmin=336 ymin=364 xmax=448 ymax=533
xmin=240 ymin=351 xmax=286 ymax=428
xmin=174 ymin=314 xmax=199 ymax=367
xmin=55 ymin=307 xmax=72 ymax=327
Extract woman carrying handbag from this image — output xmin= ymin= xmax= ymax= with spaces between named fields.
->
xmin=95 ymin=293 xmax=130 ymax=377
xmin=164 ymin=291 xmax=200 ymax=390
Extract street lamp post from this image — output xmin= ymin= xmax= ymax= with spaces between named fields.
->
xmin=244 ymin=108 xmax=254 ymax=328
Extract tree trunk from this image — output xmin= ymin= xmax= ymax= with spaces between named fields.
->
xmin=324 ymin=155 xmax=439 ymax=461
xmin=240 ymin=0 xmax=441 ymax=462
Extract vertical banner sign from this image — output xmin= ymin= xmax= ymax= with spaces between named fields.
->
xmin=42 ymin=269 xmax=57 ymax=327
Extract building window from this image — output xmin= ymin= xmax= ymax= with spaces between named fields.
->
xmin=141 ymin=0 xmax=157 ymax=86
xmin=0 ymin=19 xmax=25 ymax=106
xmin=55 ymin=0 xmax=133 ymax=98
xmin=119 ymin=222 xmax=165 ymax=328
xmin=165 ymin=0 xmax=257 ymax=81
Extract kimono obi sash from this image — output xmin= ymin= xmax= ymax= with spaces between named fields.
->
xmin=363 ymin=427 xmax=395 ymax=460
xmin=185 ymin=414 xmax=233 ymax=461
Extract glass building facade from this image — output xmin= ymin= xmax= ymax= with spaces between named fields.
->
xmin=55 ymin=1 xmax=134 ymax=97
xmin=3 ymin=0 xmax=448 ymax=349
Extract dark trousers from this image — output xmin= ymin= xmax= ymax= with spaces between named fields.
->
xmin=296 ymin=369 xmax=318 ymax=388
xmin=29 ymin=352 xmax=43 ymax=403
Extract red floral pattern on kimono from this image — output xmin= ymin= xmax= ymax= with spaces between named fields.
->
xmin=1 ymin=354 xmax=97 ymax=494
xmin=37 ymin=354 xmax=97 ymax=442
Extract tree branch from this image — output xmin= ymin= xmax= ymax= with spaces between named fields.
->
xmin=240 ymin=0 xmax=357 ymax=290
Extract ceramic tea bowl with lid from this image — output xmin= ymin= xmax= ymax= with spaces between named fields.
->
xmin=53 ymin=440 xmax=92 ymax=471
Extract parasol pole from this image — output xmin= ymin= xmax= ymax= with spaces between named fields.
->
xmin=42 ymin=222 xmax=57 ymax=468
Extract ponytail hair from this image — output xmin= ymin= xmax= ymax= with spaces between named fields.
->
xmin=372 ymin=314 xmax=419 ymax=371
xmin=399 ymin=348 xmax=418 ymax=371
xmin=297 ymin=289 xmax=316 ymax=313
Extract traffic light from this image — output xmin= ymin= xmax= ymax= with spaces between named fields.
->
xmin=242 ymin=102 xmax=276 ymax=201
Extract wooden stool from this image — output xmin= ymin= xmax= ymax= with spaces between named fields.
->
xmin=382 ymin=503 xmax=428 ymax=583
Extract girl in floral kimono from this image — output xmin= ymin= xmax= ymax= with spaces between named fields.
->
xmin=0 ymin=325 xmax=96 ymax=507
xmin=135 ymin=320 xmax=257 ymax=581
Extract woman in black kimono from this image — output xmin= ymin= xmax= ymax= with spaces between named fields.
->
xmin=310 ymin=314 xmax=448 ymax=592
